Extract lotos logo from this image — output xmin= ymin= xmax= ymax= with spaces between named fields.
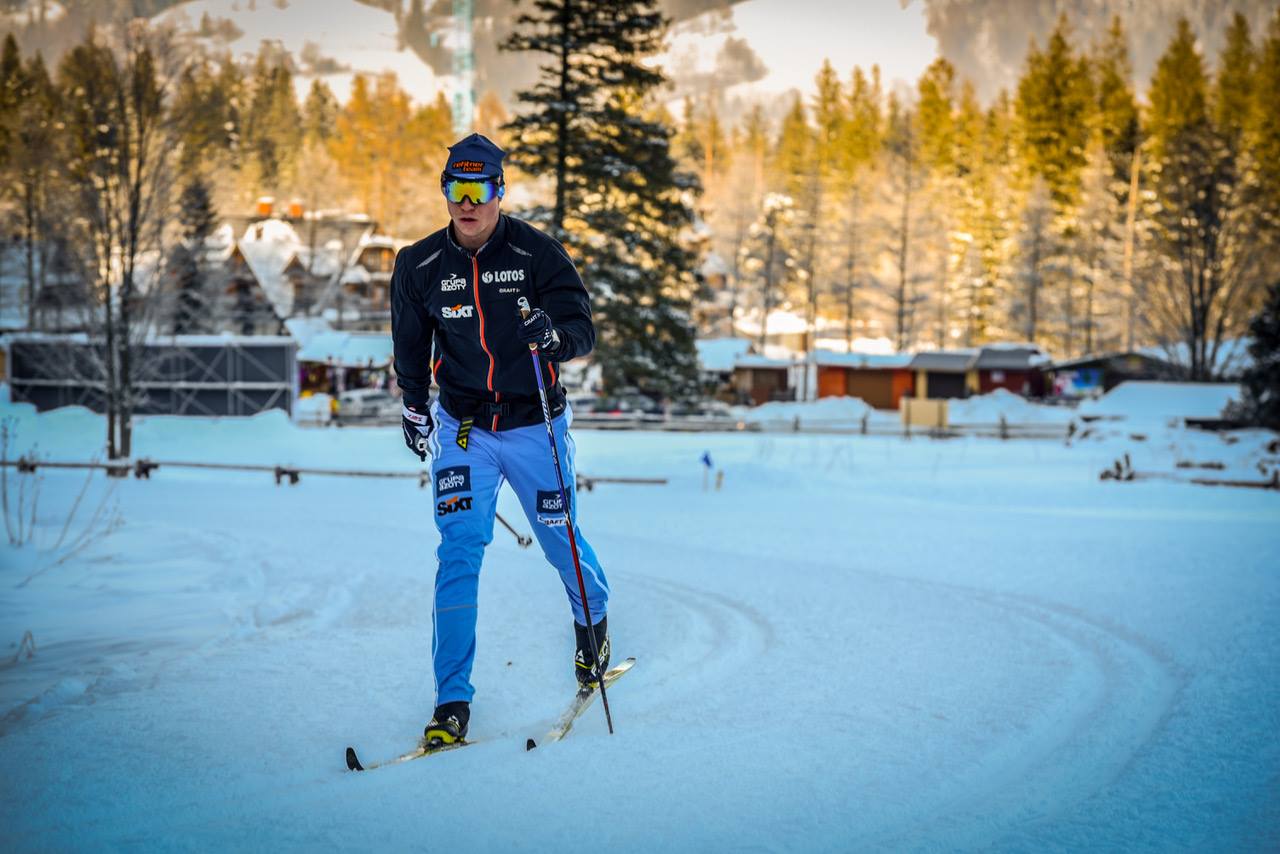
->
xmin=441 ymin=274 xmax=467 ymax=292
xmin=442 ymin=304 xmax=474 ymax=319
xmin=481 ymin=269 xmax=525 ymax=285
xmin=535 ymin=489 xmax=570 ymax=526
xmin=436 ymin=495 xmax=474 ymax=517
xmin=436 ymin=465 xmax=470 ymax=496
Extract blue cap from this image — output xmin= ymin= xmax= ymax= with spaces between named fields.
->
xmin=442 ymin=133 xmax=505 ymax=180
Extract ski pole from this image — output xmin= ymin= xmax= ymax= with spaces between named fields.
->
xmin=518 ymin=298 xmax=614 ymax=734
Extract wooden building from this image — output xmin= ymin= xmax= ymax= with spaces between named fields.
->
xmin=814 ymin=352 xmax=915 ymax=409
xmin=1047 ymin=351 xmax=1181 ymax=398
xmin=973 ymin=345 xmax=1050 ymax=397
xmin=909 ymin=350 xmax=979 ymax=399
xmin=732 ymin=354 xmax=796 ymax=406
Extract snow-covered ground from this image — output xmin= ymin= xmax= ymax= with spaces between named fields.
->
xmin=1 ymin=397 xmax=1278 ymax=850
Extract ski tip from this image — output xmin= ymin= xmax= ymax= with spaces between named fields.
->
xmin=345 ymin=746 xmax=364 ymax=772
xmin=526 ymin=738 xmax=537 ymax=751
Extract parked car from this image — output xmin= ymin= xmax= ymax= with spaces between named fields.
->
xmin=335 ymin=388 xmax=401 ymax=423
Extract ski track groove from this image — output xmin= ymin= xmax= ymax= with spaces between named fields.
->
xmin=604 ymin=528 xmax=1184 ymax=848
xmin=870 ymin=587 xmax=1185 ymax=850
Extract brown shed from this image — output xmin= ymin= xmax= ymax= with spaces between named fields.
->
xmin=814 ymin=352 xmax=915 ymax=410
xmin=732 ymin=354 xmax=796 ymax=406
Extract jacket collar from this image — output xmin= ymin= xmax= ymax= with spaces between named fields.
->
xmin=447 ymin=214 xmax=508 ymax=260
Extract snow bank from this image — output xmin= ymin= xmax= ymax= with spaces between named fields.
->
xmin=948 ymin=388 xmax=1075 ymax=425
xmin=741 ymin=396 xmax=891 ymax=428
xmin=1077 ymin=381 xmax=1241 ymax=425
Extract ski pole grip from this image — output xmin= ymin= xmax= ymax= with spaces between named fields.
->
xmin=517 ymin=297 xmax=537 ymax=351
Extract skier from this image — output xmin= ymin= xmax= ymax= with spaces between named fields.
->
xmin=391 ymin=133 xmax=610 ymax=747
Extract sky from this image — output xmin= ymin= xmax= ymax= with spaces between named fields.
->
xmin=158 ymin=0 xmax=940 ymax=109
xmin=718 ymin=0 xmax=936 ymax=95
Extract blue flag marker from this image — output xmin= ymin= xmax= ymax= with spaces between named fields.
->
xmin=700 ymin=451 xmax=713 ymax=469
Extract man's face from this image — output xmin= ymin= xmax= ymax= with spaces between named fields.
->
xmin=446 ymin=184 xmax=501 ymax=247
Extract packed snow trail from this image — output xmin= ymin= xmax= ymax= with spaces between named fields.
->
xmin=0 ymin=405 xmax=1277 ymax=850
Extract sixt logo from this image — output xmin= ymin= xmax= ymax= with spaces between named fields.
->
xmin=441 ymin=274 xmax=467 ymax=292
xmin=437 ymin=495 xmax=474 ymax=517
xmin=442 ymin=304 xmax=474 ymax=319
xmin=436 ymin=466 xmax=470 ymax=496
xmin=481 ymin=269 xmax=525 ymax=285
xmin=536 ymin=489 xmax=570 ymax=526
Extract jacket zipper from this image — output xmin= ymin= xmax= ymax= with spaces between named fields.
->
xmin=471 ymin=255 xmax=500 ymax=430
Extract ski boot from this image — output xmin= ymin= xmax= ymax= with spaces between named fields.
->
xmin=574 ymin=615 xmax=610 ymax=689
xmin=423 ymin=701 xmax=470 ymax=747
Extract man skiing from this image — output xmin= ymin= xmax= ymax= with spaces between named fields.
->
xmin=391 ymin=133 xmax=610 ymax=748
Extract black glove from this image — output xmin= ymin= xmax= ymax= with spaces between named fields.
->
xmin=517 ymin=307 xmax=561 ymax=353
xmin=401 ymin=402 xmax=434 ymax=462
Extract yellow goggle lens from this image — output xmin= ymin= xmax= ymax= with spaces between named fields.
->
xmin=442 ymin=178 xmax=501 ymax=205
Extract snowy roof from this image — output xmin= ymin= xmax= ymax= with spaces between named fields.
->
xmin=296 ymin=330 xmax=393 ymax=367
xmin=909 ymin=350 xmax=979 ymax=371
xmin=973 ymin=345 xmax=1052 ymax=370
xmin=284 ymin=317 xmax=335 ymax=348
xmin=696 ymin=337 xmax=754 ymax=372
xmin=814 ymin=351 xmax=914 ymax=369
xmin=239 ymin=219 xmax=306 ymax=317
xmin=1048 ymin=351 xmax=1174 ymax=371
xmin=1076 ymin=381 xmax=1242 ymax=423
xmin=736 ymin=354 xmax=796 ymax=369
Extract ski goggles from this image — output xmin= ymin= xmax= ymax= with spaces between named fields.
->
xmin=441 ymin=176 xmax=504 ymax=205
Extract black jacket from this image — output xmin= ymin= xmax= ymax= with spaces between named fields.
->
xmin=391 ymin=214 xmax=594 ymax=431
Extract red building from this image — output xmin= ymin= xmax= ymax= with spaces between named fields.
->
xmin=973 ymin=345 xmax=1051 ymax=397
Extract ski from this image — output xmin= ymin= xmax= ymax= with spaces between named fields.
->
xmin=345 ymin=736 xmax=473 ymax=772
xmin=345 ymin=657 xmax=635 ymax=769
xmin=526 ymin=657 xmax=636 ymax=750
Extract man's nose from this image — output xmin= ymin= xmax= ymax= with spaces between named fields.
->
xmin=459 ymin=198 xmax=476 ymax=210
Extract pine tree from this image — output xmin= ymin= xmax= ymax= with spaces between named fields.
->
xmin=502 ymin=0 xmax=699 ymax=400
xmin=0 ymin=33 xmax=21 ymax=169
xmin=1215 ymin=13 xmax=1256 ymax=154
xmin=1012 ymin=178 xmax=1056 ymax=345
xmin=739 ymin=192 xmax=797 ymax=350
xmin=1092 ymin=16 xmax=1140 ymax=196
xmin=1144 ymin=18 xmax=1263 ymax=379
xmin=708 ymin=105 xmax=767 ymax=336
xmin=917 ymin=58 xmax=961 ymax=348
xmin=835 ymin=65 xmax=882 ymax=351
xmin=1014 ymin=16 xmax=1093 ymax=353
xmin=171 ymin=177 xmax=218 ymax=334
xmin=302 ymin=78 xmax=339 ymax=144
xmin=1089 ymin=16 xmax=1141 ymax=354
xmin=243 ymin=47 xmax=301 ymax=191
xmin=770 ymin=93 xmax=821 ymax=381
xmin=881 ymin=93 xmax=927 ymax=350
xmin=1253 ymin=11 xmax=1280 ymax=224
xmin=1016 ymin=16 xmax=1093 ymax=213
xmin=5 ymin=48 xmax=62 ymax=330
xmin=1235 ymin=279 xmax=1280 ymax=430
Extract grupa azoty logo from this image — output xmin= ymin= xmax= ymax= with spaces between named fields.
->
xmin=441 ymin=274 xmax=467 ymax=292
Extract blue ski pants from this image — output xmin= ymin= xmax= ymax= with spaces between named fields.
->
xmin=427 ymin=403 xmax=609 ymax=705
